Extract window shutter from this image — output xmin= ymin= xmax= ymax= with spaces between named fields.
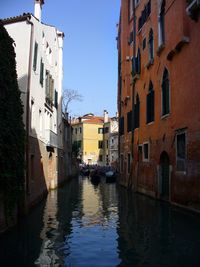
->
xmin=33 ymin=42 xmax=38 ymax=71
xmin=40 ymin=59 xmax=44 ymax=86
xmin=54 ymin=90 xmax=58 ymax=109
xmin=151 ymin=90 xmax=154 ymax=121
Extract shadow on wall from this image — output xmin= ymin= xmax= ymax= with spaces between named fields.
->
xmin=27 ymin=128 xmax=48 ymax=208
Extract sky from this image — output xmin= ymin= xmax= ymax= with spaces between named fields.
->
xmin=1 ymin=0 xmax=120 ymax=118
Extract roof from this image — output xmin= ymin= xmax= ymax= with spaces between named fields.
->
xmin=72 ymin=116 xmax=104 ymax=126
xmin=83 ymin=117 xmax=104 ymax=124
xmin=0 ymin=13 xmax=32 ymax=25
xmin=1 ymin=13 xmax=64 ymax=35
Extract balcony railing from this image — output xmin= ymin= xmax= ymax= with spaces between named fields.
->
xmin=45 ymin=129 xmax=57 ymax=148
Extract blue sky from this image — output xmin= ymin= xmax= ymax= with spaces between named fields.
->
xmin=1 ymin=0 xmax=120 ymax=118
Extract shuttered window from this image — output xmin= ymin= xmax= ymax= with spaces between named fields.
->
xmin=132 ymin=48 xmax=141 ymax=76
xmin=119 ymin=116 xmax=124 ymax=136
xmin=33 ymin=42 xmax=38 ymax=71
xmin=162 ymin=68 xmax=170 ymax=116
xmin=138 ymin=0 xmax=151 ymax=31
xmin=127 ymin=111 xmax=132 ymax=132
xmin=134 ymin=94 xmax=140 ymax=129
xmin=54 ymin=90 xmax=58 ymax=109
xmin=146 ymin=81 xmax=154 ymax=123
xmin=40 ymin=59 xmax=44 ymax=86
xmin=148 ymin=29 xmax=154 ymax=61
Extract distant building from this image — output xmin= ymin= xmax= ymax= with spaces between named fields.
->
xmin=72 ymin=111 xmax=119 ymax=167
xmin=117 ymin=0 xmax=200 ymax=210
xmin=2 ymin=0 xmax=65 ymax=208
xmin=72 ymin=114 xmax=104 ymax=165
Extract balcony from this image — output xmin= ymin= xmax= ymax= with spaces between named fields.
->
xmin=45 ymin=129 xmax=57 ymax=148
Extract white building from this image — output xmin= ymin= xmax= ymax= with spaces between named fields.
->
xmin=108 ymin=116 xmax=119 ymax=168
xmin=3 ymin=0 xmax=64 ymax=207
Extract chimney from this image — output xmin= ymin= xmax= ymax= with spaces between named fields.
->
xmin=34 ymin=0 xmax=44 ymax=22
xmin=104 ymin=110 xmax=109 ymax=123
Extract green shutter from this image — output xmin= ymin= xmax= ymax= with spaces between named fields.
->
xmin=40 ymin=59 xmax=44 ymax=86
xmin=33 ymin=42 xmax=38 ymax=71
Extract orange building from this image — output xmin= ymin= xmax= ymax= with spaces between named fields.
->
xmin=118 ymin=0 xmax=200 ymax=211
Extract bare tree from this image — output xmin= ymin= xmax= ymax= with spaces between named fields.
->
xmin=62 ymin=88 xmax=83 ymax=119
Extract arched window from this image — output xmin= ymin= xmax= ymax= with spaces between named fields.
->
xmin=147 ymin=81 xmax=154 ymax=123
xmin=148 ymin=29 xmax=154 ymax=61
xmin=134 ymin=94 xmax=140 ymax=128
xmin=132 ymin=48 xmax=141 ymax=76
xmin=158 ymin=0 xmax=165 ymax=47
xmin=162 ymin=68 xmax=170 ymax=116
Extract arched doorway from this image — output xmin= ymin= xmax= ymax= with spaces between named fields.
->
xmin=159 ymin=151 xmax=170 ymax=200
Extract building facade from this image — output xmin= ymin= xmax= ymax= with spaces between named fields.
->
xmin=72 ymin=114 xmax=104 ymax=165
xmin=72 ymin=111 xmax=119 ymax=167
xmin=3 ymin=0 xmax=65 ymax=208
xmin=118 ymin=0 xmax=200 ymax=210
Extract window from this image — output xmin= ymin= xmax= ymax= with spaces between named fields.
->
xmin=98 ymin=140 xmax=103 ymax=149
xmin=158 ymin=0 xmax=165 ymax=47
xmin=120 ymin=154 xmax=124 ymax=173
xmin=146 ymin=81 xmax=154 ymax=123
xmin=143 ymin=142 xmax=149 ymax=161
xmin=129 ymin=0 xmax=133 ymax=19
xmin=134 ymin=94 xmax=140 ymax=129
xmin=98 ymin=128 xmax=103 ymax=134
xmin=54 ymin=90 xmax=58 ymax=109
xmin=176 ymin=132 xmax=186 ymax=172
xmin=104 ymin=127 xmax=109 ymax=134
xmin=119 ymin=116 xmax=124 ymax=136
xmin=128 ymin=153 xmax=131 ymax=174
xmin=162 ymin=68 xmax=170 ymax=116
xmin=45 ymin=71 xmax=54 ymax=105
xmin=148 ymin=29 xmax=154 ymax=61
xmin=99 ymin=155 xmax=103 ymax=162
xmin=79 ymin=127 xmax=82 ymax=134
xmin=186 ymin=0 xmax=200 ymax=20
xmin=75 ymin=128 xmax=77 ymax=134
xmin=33 ymin=42 xmax=38 ymax=71
xmin=128 ymin=31 xmax=134 ymax=45
xmin=127 ymin=110 xmax=132 ymax=132
xmin=132 ymin=48 xmax=141 ymax=76
xmin=138 ymin=0 xmax=151 ymax=31
xmin=40 ymin=59 xmax=44 ymax=86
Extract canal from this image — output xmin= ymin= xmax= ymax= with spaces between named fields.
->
xmin=0 ymin=176 xmax=200 ymax=266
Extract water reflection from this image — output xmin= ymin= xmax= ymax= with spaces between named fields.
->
xmin=0 ymin=177 xmax=200 ymax=266
xmin=117 ymin=186 xmax=200 ymax=267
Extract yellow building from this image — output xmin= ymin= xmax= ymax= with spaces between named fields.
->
xmin=72 ymin=114 xmax=104 ymax=165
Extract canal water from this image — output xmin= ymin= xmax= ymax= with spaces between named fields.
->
xmin=0 ymin=176 xmax=200 ymax=267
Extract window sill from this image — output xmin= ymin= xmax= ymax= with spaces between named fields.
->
xmin=132 ymin=73 xmax=140 ymax=82
xmin=157 ymin=44 xmax=165 ymax=56
xmin=161 ymin=113 xmax=170 ymax=120
xmin=145 ymin=59 xmax=154 ymax=69
xmin=147 ymin=121 xmax=154 ymax=126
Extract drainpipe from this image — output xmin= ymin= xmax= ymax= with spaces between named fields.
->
xmin=25 ymin=16 xmax=34 ymax=202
